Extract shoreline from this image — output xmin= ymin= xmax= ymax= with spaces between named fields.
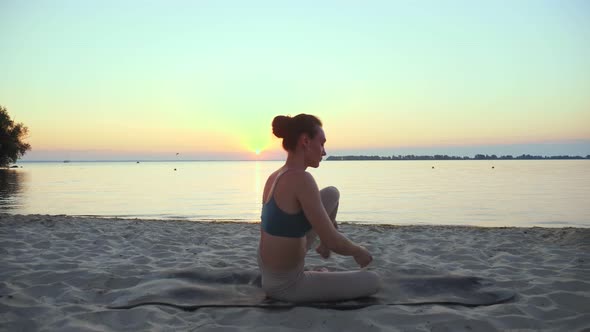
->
xmin=1 ymin=214 xmax=589 ymax=331
xmin=3 ymin=213 xmax=588 ymax=229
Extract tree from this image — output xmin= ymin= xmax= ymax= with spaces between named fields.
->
xmin=0 ymin=105 xmax=31 ymax=167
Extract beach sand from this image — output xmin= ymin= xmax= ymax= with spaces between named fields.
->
xmin=1 ymin=214 xmax=589 ymax=332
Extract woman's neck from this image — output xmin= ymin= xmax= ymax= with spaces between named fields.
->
xmin=284 ymin=151 xmax=307 ymax=171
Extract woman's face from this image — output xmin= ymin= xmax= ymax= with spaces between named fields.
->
xmin=305 ymin=126 xmax=326 ymax=168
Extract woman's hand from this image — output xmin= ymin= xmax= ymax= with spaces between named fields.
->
xmin=353 ymin=245 xmax=373 ymax=268
xmin=315 ymin=243 xmax=331 ymax=259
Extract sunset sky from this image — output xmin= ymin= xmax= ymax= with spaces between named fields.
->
xmin=1 ymin=0 xmax=589 ymax=161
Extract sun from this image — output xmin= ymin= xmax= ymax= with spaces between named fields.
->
xmin=255 ymin=149 xmax=261 ymax=155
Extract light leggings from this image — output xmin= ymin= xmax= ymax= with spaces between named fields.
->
xmin=258 ymin=186 xmax=381 ymax=303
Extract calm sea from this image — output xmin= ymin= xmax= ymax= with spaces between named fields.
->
xmin=1 ymin=160 xmax=588 ymax=227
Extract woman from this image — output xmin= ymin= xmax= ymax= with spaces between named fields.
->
xmin=258 ymin=113 xmax=381 ymax=303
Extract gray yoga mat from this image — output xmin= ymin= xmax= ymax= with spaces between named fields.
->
xmin=106 ymin=268 xmax=515 ymax=310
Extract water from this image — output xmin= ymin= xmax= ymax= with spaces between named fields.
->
xmin=1 ymin=160 xmax=588 ymax=227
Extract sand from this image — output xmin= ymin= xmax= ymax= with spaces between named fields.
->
xmin=1 ymin=214 xmax=589 ymax=332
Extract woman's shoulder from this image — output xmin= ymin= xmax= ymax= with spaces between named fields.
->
xmin=285 ymin=169 xmax=314 ymax=179
xmin=264 ymin=168 xmax=308 ymax=185
xmin=268 ymin=168 xmax=317 ymax=189
xmin=285 ymin=170 xmax=318 ymax=191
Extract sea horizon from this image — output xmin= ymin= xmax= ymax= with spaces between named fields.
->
xmin=13 ymin=153 xmax=590 ymax=164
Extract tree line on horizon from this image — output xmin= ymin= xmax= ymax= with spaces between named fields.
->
xmin=326 ymin=154 xmax=590 ymax=161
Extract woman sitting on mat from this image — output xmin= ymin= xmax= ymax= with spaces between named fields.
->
xmin=258 ymin=113 xmax=381 ymax=302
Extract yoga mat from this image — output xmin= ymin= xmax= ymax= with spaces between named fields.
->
xmin=106 ymin=268 xmax=515 ymax=310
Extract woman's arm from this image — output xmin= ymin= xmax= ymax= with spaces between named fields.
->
xmin=296 ymin=172 xmax=363 ymax=257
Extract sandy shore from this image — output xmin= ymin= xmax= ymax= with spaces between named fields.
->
xmin=1 ymin=214 xmax=589 ymax=332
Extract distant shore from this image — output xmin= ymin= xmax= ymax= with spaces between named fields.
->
xmin=327 ymin=154 xmax=590 ymax=161
xmin=13 ymin=154 xmax=590 ymax=164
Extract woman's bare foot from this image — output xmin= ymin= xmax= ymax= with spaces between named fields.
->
xmin=315 ymin=243 xmax=331 ymax=259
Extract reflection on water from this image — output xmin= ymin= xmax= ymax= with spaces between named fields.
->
xmin=254 ymin=161 xmax=262 ymax=203
xmin=0 ymin=169 xmax=27 ymax=210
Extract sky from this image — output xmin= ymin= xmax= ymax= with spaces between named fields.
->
xmin=1 ymin=0 xmax=589 ymax=161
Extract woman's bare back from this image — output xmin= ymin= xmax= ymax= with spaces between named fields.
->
xmin=259 ymin=169 xmax=308 ymax=271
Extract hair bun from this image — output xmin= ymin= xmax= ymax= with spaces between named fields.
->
xmin=272 ymin=115 xmax=291 ymax=138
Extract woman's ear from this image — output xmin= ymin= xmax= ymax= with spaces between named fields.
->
xmin=300 ymin=134 xmax=310 ymax=148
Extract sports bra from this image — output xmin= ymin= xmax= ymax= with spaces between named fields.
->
xmin=260 ymin=169 xmax=312 ymax=238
